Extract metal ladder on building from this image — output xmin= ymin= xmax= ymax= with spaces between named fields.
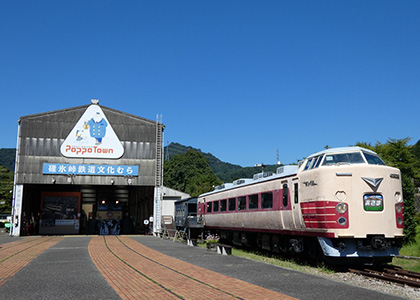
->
xmin=154 ymin=114 xmax=164 ymax=235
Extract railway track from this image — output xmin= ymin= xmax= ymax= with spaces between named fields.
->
xmin=0 ymin=236 xmax=62 ymax=262
xmin=89 ymin=236 xmax=295 ymax=300
xmin=110 ymin=236 xmax=242 ymax=299
xmin=349 ymin=267 xmax=420 ymax=288
xmin=0 ymin=236 xmax=64 ymax=286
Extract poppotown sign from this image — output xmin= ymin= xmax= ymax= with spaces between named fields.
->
xmin=60 ymin=102 xmax=124 ymax=159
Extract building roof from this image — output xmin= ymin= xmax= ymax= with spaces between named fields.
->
xmin=19 ymin=104 xmax=158 ymax=125
xmin=162 ymin=186 xmax=190 ymax=199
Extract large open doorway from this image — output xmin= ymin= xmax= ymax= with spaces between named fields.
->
xmin=20 ymin=184 xmax=155 ymax=235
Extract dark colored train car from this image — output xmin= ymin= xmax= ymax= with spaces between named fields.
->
xmin=175 ymin=197 xmax=203 ymax=239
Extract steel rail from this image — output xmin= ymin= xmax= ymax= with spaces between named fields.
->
xmin=114 ymin=236 xmax=245 ymax=300
xmin=349 ymin=268 xmax=420 ymax=288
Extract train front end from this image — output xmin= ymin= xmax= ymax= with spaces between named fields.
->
xmin=298 ymin=147 xmax=404 ymax=264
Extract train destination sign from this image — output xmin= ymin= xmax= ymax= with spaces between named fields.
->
xmin=43 ymin=163 xmax=138 ymax=176
xmin=60 ymin=103 xmax=124 ymax=159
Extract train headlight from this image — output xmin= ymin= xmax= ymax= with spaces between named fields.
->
xmin=397 ymin=217 xmax=403 ymax=226
xmin=335 ymin=191 xmax=347 ymax=201
xmin=395 ymin=203 xmax=402 ymax=214
xmin=336 ymin=203 xmax=348 ymax=214
xmin=338 ymin=217 xmax=347 ymax=226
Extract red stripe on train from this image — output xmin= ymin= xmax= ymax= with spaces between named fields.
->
xmin=301 ymin=201 xmax=349 ymax=229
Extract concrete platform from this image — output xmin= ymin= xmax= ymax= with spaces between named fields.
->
xmin=0 ymin=235 xmax=405 ymax=300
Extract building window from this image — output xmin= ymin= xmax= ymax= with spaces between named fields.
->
xmin=261 ymin=192 xmax=273 ymax=209
xmin=248 ymin=194 xmax=259 ymax=210
xmin=228 ymin=198 xmax=236 ymax=211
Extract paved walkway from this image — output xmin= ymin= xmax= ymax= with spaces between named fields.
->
xmin=0 ymin=235 xmax=294 ymax=300
xmin=0 ymin=235 xmax=406 ymax=300
xmin=90 ymin=236 xmax=295 ymax=299
xmin=0 ymin=236 xmax=63 ymax=287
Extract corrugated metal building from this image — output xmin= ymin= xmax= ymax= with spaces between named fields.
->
xmin=11 ymin=100 xmax=164 ymax=236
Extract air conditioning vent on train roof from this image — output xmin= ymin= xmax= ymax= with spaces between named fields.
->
xmin=215 ymin=184 xmax=225 ymax=190
xmin=277 ymin=165 xmax=299 ymax=175
xmin=215 ymin=183 xmax=234 ymax=190
xmin=253 ymin=172 xmax=273 ymax=180
xmin=233 ymin=179 xmax=245 ymax=185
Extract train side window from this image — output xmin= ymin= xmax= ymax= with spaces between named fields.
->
xmin=220 ymin=199 xmax=227 ymax=212
xmin=213 ymin=201 xmax=219 ymax=212
xmin=228 ymin=198 xmax=236 ymax=211
xmin=294 ymin=183 xmax=299 ymax=204
xmin=283 ymin=184 xmax=288 ymax=207
xmin=206 ymin=202 xmax=212 ymax=213
xmin=261 ymin=192 xmax=273 ymax=209
xmin=303 ymin=158 xmax=313 ymax=171
xmin=309 ymin=156 xmax=319 ymax=169
xmin=312 ymin=155 xmax=323 ymax=169
xmin=238 ymin=196 xmax=246 ymax=210
xmin=363 ymin=152 xmax=386 ymax=165
xmin=248 ymin=194 xmax=258 ymax=210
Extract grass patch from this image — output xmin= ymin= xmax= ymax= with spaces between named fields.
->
xmin=197 ymin=241 xmax=332 ymax=274
xmin=197 ymin=226 xmax=420 ymax=273
xmin=392 ymin=257 xmax=420 ymax=272
xmin=231 ymin=248 xmax=335 ymax=275
xmin=391 ymin=225 xmax=420 ymax=272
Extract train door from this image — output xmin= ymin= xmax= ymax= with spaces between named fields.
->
xmin=197 ymin=199 xmax=205 ymax=225
xmin=292 ymin=179 xmax=304 ymax=228
xmin=280 ymin=181 xmax=290 ymax=229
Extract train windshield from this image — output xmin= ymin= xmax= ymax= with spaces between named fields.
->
xmin=322 ymin=152 xmax=365 ymax=165
xmin=362 ymin=152 xmax=386 ymax=165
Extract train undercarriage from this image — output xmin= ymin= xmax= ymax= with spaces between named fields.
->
xmin=214 ymin=229 xmax=403 ymax=265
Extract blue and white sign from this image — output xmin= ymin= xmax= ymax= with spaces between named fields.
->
xmin=43 ymin=163 xmax=138 ymax=176
xmin=60 ymin=104 xmax=125 ymax=159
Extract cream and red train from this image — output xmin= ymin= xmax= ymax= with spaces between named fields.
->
xmin=197 ymin=147 xmax=404 ymax=264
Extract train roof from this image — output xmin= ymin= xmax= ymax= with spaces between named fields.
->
xmin=200 ymin=165 xmax=299 ymax=197
xmin=200 ymin=147 xmax=380 ymax=198
xmin=307 ymin=146 xmax=377 ymax=159
xmin=175 ymin=197 xmax=198 ymax=204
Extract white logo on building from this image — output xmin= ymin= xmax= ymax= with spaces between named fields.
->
xmin=60 ymin=104 xmax=124 ymax=159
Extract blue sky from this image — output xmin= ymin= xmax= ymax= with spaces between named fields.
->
xmin=1 ymin=1 xmax=419 ymax=167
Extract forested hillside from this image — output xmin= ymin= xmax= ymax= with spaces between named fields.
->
xmin=0 ymin=165 xmax=13 ymax=212
xmin=2 ymin=141 xmax=420 ymax=184
xmin=165 ymin=142 xmax=279 ymax=182
xmin=1 ymin=144 xmax=272 ymax=182
xmin=0 ymin=149 xmax=15 ymax=171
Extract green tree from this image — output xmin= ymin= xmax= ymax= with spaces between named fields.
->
xmin=0 ymin=165 xmax=14 ymax=212
xmin=411 ymin=139 xmax=420 ymax=186
xmin=357 ymin=138 xmax=418 ymax=244
xmin=163 ymin=150 xmax=222 ymax=197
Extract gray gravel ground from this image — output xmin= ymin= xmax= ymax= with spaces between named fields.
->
xmin=321 ymin=271 xmax=420 ymax=300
